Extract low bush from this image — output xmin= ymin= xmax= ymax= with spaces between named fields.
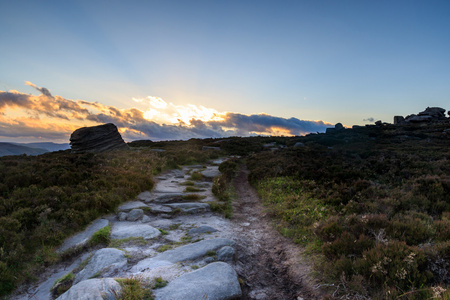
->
xmin=246 ymin=123 xmax=450 ymax=298
xmin=0 ymin=148 xmax=162 ymax=296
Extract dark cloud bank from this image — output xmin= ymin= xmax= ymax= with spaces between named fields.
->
xmin=0 ymin=84 xmax=333 ymax=141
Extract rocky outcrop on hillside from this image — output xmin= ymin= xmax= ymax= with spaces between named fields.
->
xmin=325 ymin=122 xmax=345 ymax=133
xmin=69 ymin=123 xmax=129 ymax=153
xmin=395 ymin=107 xmax=448 ymax=124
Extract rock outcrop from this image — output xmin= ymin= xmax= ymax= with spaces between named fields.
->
xmin=326 ymin=123 xmax=345 ymax=134
xmin=56 ymin=278 xmax=121 ymax=300
xmin=153 ymin=262 xmax=242 ymax=300
xmin=73 ymin=248 xmax=127 ymax=284
xmin=70 ymin=123 xmax=129 ymax=153
xmin=396 ymin=107 xmax=448 ymax=124
xmin=57 ymin=219 xmax=109 ymax=254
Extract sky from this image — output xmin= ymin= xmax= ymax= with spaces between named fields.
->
xmin=1 ymin=0 xmax=449 ymax=143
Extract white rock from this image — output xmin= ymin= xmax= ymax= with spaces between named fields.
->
xmin=74 ymin=248 xmax=127 ymax=284
xmin=154 ymin=262 xmax=241 ymax=300
xmin=56 ymin=278 xmax=121 ymax=300
xmin=57 ymin=219 xmax=109 ymax=253
xmin=127 ymin=208 xmax=144 ymax=221
xmin=111 ymin=222 xmax=161 ymax=240
xmin=118 ymin=201 xmax=148 ymax=212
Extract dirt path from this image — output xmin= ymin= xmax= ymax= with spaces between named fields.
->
xmin=230 ymin=166 xmax=321 ymax=300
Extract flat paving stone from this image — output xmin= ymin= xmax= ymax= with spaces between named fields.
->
xmin=201 ymin=168 xmax=221 ymax=179
xmin=118 ymin=201 xmax=148 ymax=212
xmin=74 ymin=248 xmax=127 ymax=284
xmin=131 ymin=238 xmax=235 ymax=273
xmin=154 ymin=262 xmax=241 ymax=300
xmin=150 ymin=193 xmax=184 ymax=203
xmin=165 ymin=202 xmax=210 ymax=213
xmin=153 ymin=186 xmax=184 ymax=193
xmin=136 ymin=191 xmax=152 ymax=201
xmin=188 ymin=225 xmax=218 ymax=236
xmin=149 ymin=204 xmax=173 ymax=213
xmin=111 ymin=222 xmax=161 ymax=240
xmin=57 ymin=219 xmax=109 ymax=253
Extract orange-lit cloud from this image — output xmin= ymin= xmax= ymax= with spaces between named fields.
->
xmin=0 ymin=82 xmax=333 ymax=142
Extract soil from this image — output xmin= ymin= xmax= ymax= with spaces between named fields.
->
xmin=230 ymin=165 xmax=322 ymax=300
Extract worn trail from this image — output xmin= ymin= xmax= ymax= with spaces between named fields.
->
xmin=230 ymin=166 xmax=319 ymax=300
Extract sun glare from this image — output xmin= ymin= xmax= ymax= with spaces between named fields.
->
xmin=141 ymin=95 xmax=225 ymax=125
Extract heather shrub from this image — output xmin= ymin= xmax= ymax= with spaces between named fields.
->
xmin=355 ymin=241 xmax=431 ymax=291
xmin=387 ymin=212 xmax=435 ymax=246
xmin=246 ymin=123 xmax=450 ymax=298
xmin=321 ymin=232 xmax=374 ymax=260
xmin=0 ymin=148 xmax=164 ymax=296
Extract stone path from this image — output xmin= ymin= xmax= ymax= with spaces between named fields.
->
xmin=14 ymin=158 xmax=242 ymax=300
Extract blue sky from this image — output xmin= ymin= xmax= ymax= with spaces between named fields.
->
xmin=0 ymin=0 xmax=449 ymax=142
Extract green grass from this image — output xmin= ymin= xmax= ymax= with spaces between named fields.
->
xmin=189 ymin=171 xmax=203 ymax=181
xmin=158 ymin=228 xmax=168 ymax=235
xmin=211 ymin=162 xmax=238 ymax=219
xmin=183 ymin=186 xmax=205 ymax=192
xmin=109 ymin=237 xmax=149 ymax=248
xmin=156 ymin=244 xmax=174 ymax=252
xmin=181 ymin=194 xmax=206 ymax=201
xmin=72 ymin=253 xmax=93 ymax=274
xmin=209 ymin=201 xmax=233 ymax=219
xmin=168 ymin=223 xmax=181 ymax=230
xmin=115 ymin=276 xmax=154 ymax=300
xmin=51 ymin=272 xmax=74 ymax=298
xmin=152 ymin=277 xmax=168 ymax=289
xmin=179 ymin=181 xmax=195 ymax=186
xmin=88 ymin=271 xmax=102 ymax=279
xmin=89 ymin=225 xmax=111 ymax=246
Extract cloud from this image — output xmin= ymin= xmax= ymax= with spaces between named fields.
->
xmin=148 ymin=96 xmax=168 ymax=109
xmin=0 ymin=83 xmax=333 ymax=142
xmin=25 ymin=81 xmax=53 ymax=98
xmin=363 ymin=117 xmax=375 ymax=122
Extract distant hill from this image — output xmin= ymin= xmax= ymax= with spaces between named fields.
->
xmin=18 ymin=142 xmax=70 ymax=152
xmin=0 ymin=142 xmax=49 ymax=157
xmin=0 ymin=142 xmax=70 ymax=157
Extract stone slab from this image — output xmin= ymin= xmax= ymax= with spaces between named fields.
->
xmin=111 ymin=222 xmax=161 ymax=240
xmin=56 ymin=278 xmax=121 ymax=300
xmin=154 ymin=262 xmax=241 ymax=300
xmin=118 ymin=201 xmax=148 ymax=212
xmin=57 ymin=219 xmax=109 ymax=253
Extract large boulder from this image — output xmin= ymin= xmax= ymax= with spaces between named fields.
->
xmin=404 ymin=107 xmax=447 ymax=124
xmin=326 ymin=123 xmax=345 ymax=134
xmin=74 ymin=248 xmax=127 ymax=284
xmin=70 ymin=123 xmax=129 ymax=153
xmin=110 ymin=222 xmax=161 ymax=240
xmin=418 ymin=107 xmax=446 ymax=119
xmin=131 ymin=238 xmax=235 ymax=273
xmin=393 ymin=116 xmax=405 ymax=124
xmin=154 ymin=262 xmax=241 ymax=300
xmin=57 ymin=219 xmax=109 ymax=254
xmin=56 ymin=278 xmax=121 ymax=300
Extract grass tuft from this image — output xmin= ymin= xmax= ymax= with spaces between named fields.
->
xmin=115 ymin=276 xmax=154 ymax=300
xmin=89 ymin=225 xmax=111 ymax=246
xmin=152 ymin=277 xmax=168 ymax=289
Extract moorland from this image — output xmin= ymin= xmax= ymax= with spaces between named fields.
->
xmin=0 ymin=120 xmax=449 ymax=299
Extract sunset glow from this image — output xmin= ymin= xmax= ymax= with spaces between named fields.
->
xmin=0 ymin=1 xmax=449 ymax=143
